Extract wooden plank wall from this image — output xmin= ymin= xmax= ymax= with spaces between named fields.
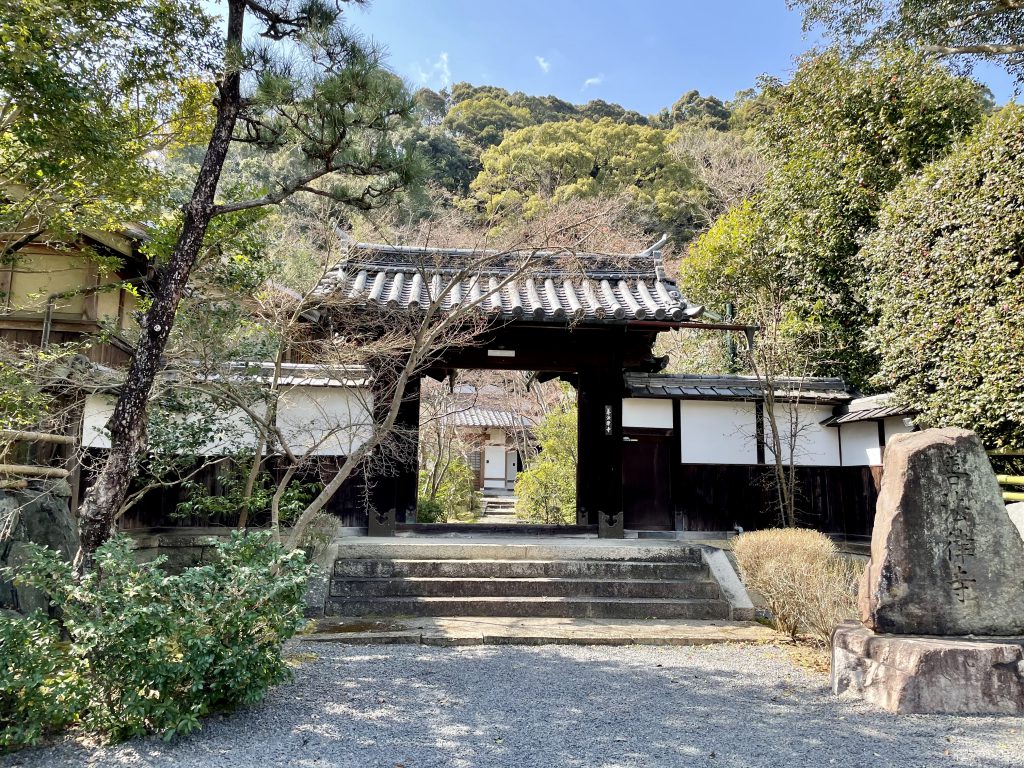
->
xmin=675 ymin=464 xmax=883 ymax=539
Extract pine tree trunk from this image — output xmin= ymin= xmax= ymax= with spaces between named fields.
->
xmin=75 ymin=0 xmax=246 ymax=572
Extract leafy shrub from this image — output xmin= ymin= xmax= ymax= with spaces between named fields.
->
xmin=3 ymin=531 xmax=312 ymax=746
xmin=418 ymin=452 xmax=479 ymax=522
xmin=515 ymin=407 xmax=577 ymax=524
xmin=0 ymin=612 xmax=80 ymax=750
xmin=862 ymin=105 xmax=1024 ymax=448
xmin=416 ymin=497 xmax=446 ymax=523
xmin=732 ymin=528 xmax=862 ymax=644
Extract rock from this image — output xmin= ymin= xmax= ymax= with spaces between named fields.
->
xmin=0 ymin=481 xmax=79 ymax=615
xmin=859 ymin=427 xmax=1024 ymax=636
xmin=832 ymin=621 xmax=1024 ymax=714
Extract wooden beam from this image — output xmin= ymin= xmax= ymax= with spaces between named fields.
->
xmin=0 ymin=464 xmax=71 ymax=478
xmin=0 ymin=429 xmax=78 ymax=445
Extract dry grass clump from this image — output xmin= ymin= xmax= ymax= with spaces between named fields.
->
xmin=732 ymin=528 xmax=863 ymax=646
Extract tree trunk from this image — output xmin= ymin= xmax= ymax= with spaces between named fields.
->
xmin=74 ymin=0 xmax=247 ymax=572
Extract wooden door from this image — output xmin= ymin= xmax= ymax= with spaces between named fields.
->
xmin=622 ymin=432 xmax=673 ymax=530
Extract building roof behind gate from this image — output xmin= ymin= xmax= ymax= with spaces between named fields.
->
xmin=314 ymin=242 xmax=702 ymax=324
xmin=625 ymin=373 xmax=854 ymax=404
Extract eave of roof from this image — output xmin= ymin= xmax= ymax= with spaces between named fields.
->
xmin=625 ymin=373 xmax=854 ymax=405
xmin=313 ymin=241 xmax=702 ymax=326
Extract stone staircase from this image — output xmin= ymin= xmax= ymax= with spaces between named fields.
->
xmin=326 ymin=540 xmax=733 ymax=620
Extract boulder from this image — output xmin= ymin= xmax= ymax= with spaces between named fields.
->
xmin=859 ymin=428 xmax=1024 ymax=636
xmin=833 ymin=621 xmax=1024 ymax=714
xmin=0 ymin=480 xmax=78 ymax=615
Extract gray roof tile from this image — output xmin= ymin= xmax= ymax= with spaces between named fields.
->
xmin=314 ymin=242 xmax=699 ymax=325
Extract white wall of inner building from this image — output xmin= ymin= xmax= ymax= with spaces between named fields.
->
xmin=82 ymin=385 xmax=372 ymax=457
xmin=622 ymin=398 xmax=673 ymax=429
xmin=883 ymin=416 xmax=914 ymax=443
xmin=838 ymin=421 xmax=881 ymax=466
xmin=764 ymin=403 xmax=841 ymax=467
xmin=678 ymin=400 xmax=759 ymax=465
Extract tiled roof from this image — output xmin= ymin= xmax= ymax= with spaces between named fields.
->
xmin=449 ymin=407 xmax=536 ymax=429
xmin=625 ymin=373 xmax=853 ymax=404
xmin=314 ymin=242 xmax=702 ymax=324
xmin=820 ymin=393 xmax=910 ymax=425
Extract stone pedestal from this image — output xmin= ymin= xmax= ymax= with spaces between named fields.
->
xmin=832 ymin=622 xmax=1024 ymax=714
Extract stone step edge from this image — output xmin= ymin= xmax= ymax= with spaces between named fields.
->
xmin=335 ymin=558 xmax=704 ymax=566
xmin=327 ymin=595 xmax=729 ymax=605
xmin=301 ymin=633 xmax=764 ymax=648
xmin=330 ymin=577 xmax=717 ymax=586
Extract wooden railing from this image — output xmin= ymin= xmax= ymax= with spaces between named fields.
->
xmin=997 ymin=475 xmax=1024 ymax=503
xmin=990 ymin=448 xmax=1024 ymax=502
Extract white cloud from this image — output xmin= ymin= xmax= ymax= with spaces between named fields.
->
xmin=535 ymin=55 xmax=550 ymax=73
xmin=581 ymin=74 xmax=604 ymax=91
xmin=415 ymin=52 xmax=451 ymax=89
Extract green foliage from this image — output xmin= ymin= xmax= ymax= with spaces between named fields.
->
xmin=862 ymin=105 xmax=1024 ymax=447
xmin=790 ymin=0 xmax=1024 ymax=82
xmin=176 ymin=465 xmax=319 ymax=526
xmin=470 ymin=118 xmax=695 ymax=229
xmin=417 ymin=453 xmax=479 ymax=522
xmin=515 ymin=407 xmax=577 ymax=525
xmin=670 ymin=90 xmax=731 ymax=130
xmin=684 ymin=48 xmax=986 ymax=387
xmin=3 ymin=532 xmax=312 ymax=745
xmin=415 ymin=497 xmax=446 ymax=523
xmin=443 ymin=96 xmax=532 ymax=149
xmin=0 ymin=0 xmax=217 ymax=259
xmin=0 ymin=613 xmax=80 ymax=750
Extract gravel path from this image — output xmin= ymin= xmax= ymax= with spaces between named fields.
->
xmin=5 ymin=643 xmax=1022 ymax=768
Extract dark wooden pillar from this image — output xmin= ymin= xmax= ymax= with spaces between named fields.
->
xmin=576 ymin=360 xmax=623 ymax=534
xmin=369 ymin=375 xmax=421 ymax=529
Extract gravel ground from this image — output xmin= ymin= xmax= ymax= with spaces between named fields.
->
xmin=4 ymin=642 xmax=1022 ymax=768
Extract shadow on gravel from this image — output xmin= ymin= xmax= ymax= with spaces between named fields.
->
xmin=4 ymin=644 xmax=1021 ymax=768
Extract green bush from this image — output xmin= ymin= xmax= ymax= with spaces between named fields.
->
xmin=416 ymin=497 xmax=446 ymax=523
xmin=0 ymin=612 xmax=81 ymax=750
xmin=515 ymin=407 xmax=576 ymax=524
xmin=2 ymin=531 xmax=312 ymax=747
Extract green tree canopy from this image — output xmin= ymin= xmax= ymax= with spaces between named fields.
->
xmin=0 ymin=0 xmax=217 ymax=260
xmin=685 ymin=48 xmax=986 ymax=387
xmin=790 ymin=0 xmax=1024 ymax=81
xmin=469 ymin=118 xmax=695 ymax=229
xmin=862 ymin=105 xmax=1024 ymax=447
xmin=670 ymin=90 xmax=731 ymax=131
xmin=442 ymin=96 xmax=532 ymax=149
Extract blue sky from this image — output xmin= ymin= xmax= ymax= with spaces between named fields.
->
xmin=347 ymin=0 xmax=1017 ymax=112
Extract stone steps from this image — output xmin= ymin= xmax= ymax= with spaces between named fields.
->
xmin=334 ymin=558 xmax=708 ymax=580
xmin=325 ymin=595 xmax=731 ymax=620
xmin=331 ymin=576 xmax=723 ymax=600
xmin=327 ymin=541 xmax=731 ymax=620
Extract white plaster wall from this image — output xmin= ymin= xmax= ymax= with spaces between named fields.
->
xmin=622 ymin=398 xmax=673 ymax=429
xmin=765 ymin=403 xmax=841 ymax=466
xmin=484 ymin=428 xmax=506 ymax=447
xmin=883 ymin=416 xmax=914 ymax=443
xmin=82 ymin=393 xmax=115 ymax=449
xmin=83 ymin=386 xmax=372 ymax=457
xmin=679 ymin=400 xmax=758 ymax=465
xmin=81 ymin=393 xmax=259 ymax=454
xmin=276 ymin=385 xmax=373 ymax=456
xmin=839 ymin=421 xmax=882 ymax=466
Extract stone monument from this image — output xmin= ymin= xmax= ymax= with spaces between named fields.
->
xmin=832 ymin=428 xmax=1024 ymax=714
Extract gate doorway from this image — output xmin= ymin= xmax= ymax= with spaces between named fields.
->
xmin=622 ymin=430 xmax=674 ymax=530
